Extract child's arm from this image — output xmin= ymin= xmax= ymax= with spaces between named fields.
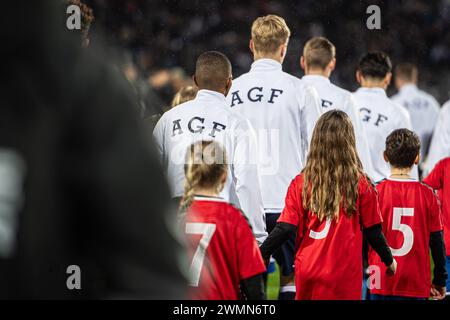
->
xmin=260 ymin=222 xmax=297 ymax=263
xmin=240 ymin=274 xmax=266 ymax=300
xmin=363 ymin=224 xmax=396 ymax=276
xmin=430 ymin=231 xmax=447 ymax=300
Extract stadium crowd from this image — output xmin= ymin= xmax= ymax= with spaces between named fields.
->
xmin=85 ymin=0 xmax=450 ymax=115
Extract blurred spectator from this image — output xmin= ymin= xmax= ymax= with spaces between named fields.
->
xmin=0 ymin=0 xmax=187 ymax=299
xmin=171 ymin=86 xmax=198 ymax=108
xmin=84 ymin=0 xmax=450 ymax=111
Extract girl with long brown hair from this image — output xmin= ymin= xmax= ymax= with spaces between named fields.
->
xmin=260 ymin=110 xmax=396 ymax=300
xmin=181 ymin=140 xmax=266 ymax=300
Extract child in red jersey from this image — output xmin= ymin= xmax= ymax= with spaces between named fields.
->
xmin=423 ymin=157 xmax=450 ymax=297
xmin=180 ymin=141 xmax=266 ymax=300
xmin=369 ymin=129 xmax=447 ymax=300
xmin=260 ymin=110 xmax=396 ymax=300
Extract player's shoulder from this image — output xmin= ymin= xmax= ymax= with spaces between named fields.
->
xmin=441 ymin=99 xmax=450 ymax=114
xmin=358 ymin=174 xmax=378 ymax=194
xmin=284 ymin=72 xmax=307 ymax=89
xmin=224 ymin=202 xmax=253 ymax=228
xmin=390 ymin=92 xmax=402 ymax=102
xmin=390 ymin=99 xmax=410 ymax=119
xmin=418 ymin=180 xmax=440 ymax=201
xmin=435 ymin=157 xmax=450 ymax=169
xmin=160 ymin=99 xmax=196 ymax=119
xmin=231 ymin=71 xmax=254 ymax=87
xmin=329 ymin=82 xmax=351 ymax=96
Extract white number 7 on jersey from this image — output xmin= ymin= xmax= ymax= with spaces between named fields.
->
xmin=185 ymin=223 xmax=216 ymax=287
xmin=391 ymin=207 xmax=414 ymax=257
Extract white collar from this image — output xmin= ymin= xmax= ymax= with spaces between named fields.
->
xmin=386 ymin=177 xmax=418 ymax=182
xmin=302 ymin=74 xmax=331 ymax=84
xmin=196 ymin=89 xmax=226 ymax=102
xmin=250 ymin=58 xmax=283 ymax=72
xmin=194 ymin=196 xmax=227 ymax=202
xmin=399 ymin=83 xmax=418 ymax=93
xmin=356 ymin=87 xmax=387 ymax=97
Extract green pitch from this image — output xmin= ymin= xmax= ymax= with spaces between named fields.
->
xmin=266 ymin=264 xmax=280 ymax=300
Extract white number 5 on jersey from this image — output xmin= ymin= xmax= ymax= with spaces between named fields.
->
xmin=185 ymin=223 xmax=216 ymax=287
xmin=309 ymin=218 xmax=332 ymax=240
xmin=390 ymin=207 xmax=414 ymax=257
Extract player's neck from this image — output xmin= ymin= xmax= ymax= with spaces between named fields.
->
xmin=194 ymin=188 xmax=220 ymax=198
xmin=253 ymin=53 xmax=283 ymax=64
xmin=390 ymin=167 xmax=413 ymax=179
xmin=361 ymin=82 xmax=387 ymax=90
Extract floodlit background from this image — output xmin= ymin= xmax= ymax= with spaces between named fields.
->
xmin=86 ymin=0 xmax=450 ymax=117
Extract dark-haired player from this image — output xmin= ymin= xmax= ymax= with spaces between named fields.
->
xmin=391 ymin=63 xmax=440 ymax=163
xmin=369 ymin=129 xmax=447 ymax=300
xmin=153 ymin=51 xmax=267 ymax=243
xmin=354 ymin=52 xmax=416 ymax=182
xmin=423 ymin=158 xmax=450 ymax=298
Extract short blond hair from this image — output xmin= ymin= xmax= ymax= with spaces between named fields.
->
xmin=303 ymin=37 xmax=336 ymax=70
xmin=251 ymin=15 xmax=290 ymax=54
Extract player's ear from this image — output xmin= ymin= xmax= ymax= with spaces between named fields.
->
xmin=280 ymin=42 xmax=288 ymax=60
xmin=224 ymin=76 xmax=232 ymax=96
xmin=385 ymin=72 xmax=392 ymax=86
xmin=356 ymin=70 xmax=362 ymax=84
xmin=383 ymin=151 xmax=389 ymax=163
xmin=414 ymin=154 xmax=420 ymax=165
xmin=300 ymin=56 xmax=306 ymax=71
xmin=193 ymin=75 xmax=198 ymax=88
xmin=329 ymin=58 xmax=336 ymax=72
xmin=249 ymin=39 xmax=254 ymax=53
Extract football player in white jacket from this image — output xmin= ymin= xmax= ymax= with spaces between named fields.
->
xmin=153 ymin=51 xmax=267 ymax=243
xmin=391 ymin=63 xmax=440 ymax=164
xmin=226 ymin=15 xmax=321 ymax=300
xmin=353 ymin=52 xmax=417 ymax=182
xmin=300 ymin=37 xmax=374 ymax=177
xmin=424 ymin=100 xmax=450 ymax=175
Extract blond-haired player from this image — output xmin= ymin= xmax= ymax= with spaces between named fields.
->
xmin=300 ymin=37 xmax=374 ymax=178
xmin=226 ymin=14 xmax=321 ymax=300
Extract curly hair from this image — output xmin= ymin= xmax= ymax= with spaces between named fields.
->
xmin=385 ymin=129 xmax=421 ymax=168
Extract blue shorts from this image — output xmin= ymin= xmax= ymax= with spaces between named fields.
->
xmin=265 ymin=212 xmax=295 ymax=276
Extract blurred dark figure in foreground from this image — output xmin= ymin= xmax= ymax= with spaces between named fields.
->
xmin=0 ymin=0 xmax=187 ymax=299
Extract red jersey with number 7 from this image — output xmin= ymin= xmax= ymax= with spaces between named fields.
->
xmin=184 ymin=196 xmax=266 ymax=300
xmin=369 ymin=178 xmax=443 ymax=298
xmin=278 ymin=174 xmax=383 ymax=300
xmin=423 ymin=157 xmax=450 ymax=256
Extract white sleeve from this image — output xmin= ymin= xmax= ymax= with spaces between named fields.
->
xmin=424 ymin=103 xmax=450 ymax=174
xmin=152 ymin=114 xmax=166 ymax=165
xmin=231 ymin=119 xmax=267 ymax=243
xmin=398 ymin=109 xmax=419 ymax=178
xmin=299 ymin=85 xmax=322 ymax=163
xmin=346 ymin=94 xmax=375 ymax=178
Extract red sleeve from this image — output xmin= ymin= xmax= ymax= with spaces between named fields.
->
xmin=235 ymin=212 xmax=266 ymax=280
xmin=428 ymin=189 xmax=444 ymax=233
xmin=359 ymin=177 xmax=383 ymax=228
xmin=423 ymin=160 xmax=444 ymax=191
xmin=278 ymin=175 xmax=304 ymax=228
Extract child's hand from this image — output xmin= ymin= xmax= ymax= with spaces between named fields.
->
xmin=430 ymin=284 xmax=446 ymax=300
xmin=386 ymin=259 xmax=397 ymax=277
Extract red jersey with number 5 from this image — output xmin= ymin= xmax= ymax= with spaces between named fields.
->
xmin=278 ymin=174 xmax=382 ymax=300
xmin=369 ymin=178 xmax=443 ymax=298
xmin=184 ymin=196 xmax=266 ymax=300
xmin=423 ymin=157 xmax=450 ymax=256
